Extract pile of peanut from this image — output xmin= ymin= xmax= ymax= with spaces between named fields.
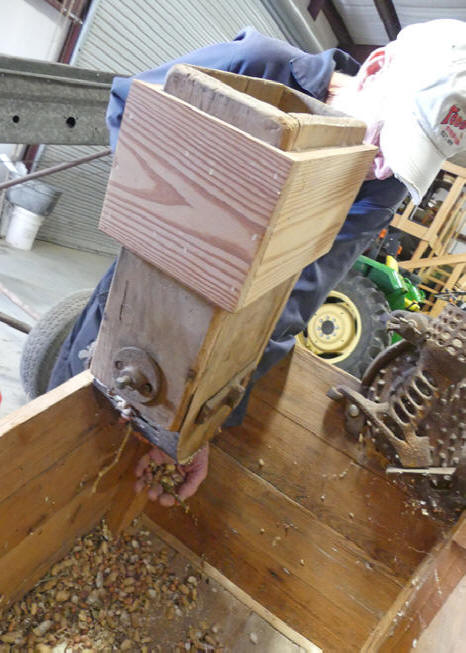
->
xmin=0 ymin=521 xmax=223 ymax=652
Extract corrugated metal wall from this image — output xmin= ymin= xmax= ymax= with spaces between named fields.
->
xmin=36 ymin=0 xmax=294 ymax=254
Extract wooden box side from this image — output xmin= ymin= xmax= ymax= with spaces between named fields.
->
xmin=164 ymin=64 xmax=367 ymax=152
xmin=0 ymin=373 xmax=134 ymax=605
xmin=0 ymin=354 xmax=452 ymax=650
xmin=99 ymin=82 xmax=294 ymax=312
xmin=90 ymin=248 xmax=216 ymax=431
xmin=362 ymin=514 xmax=466 ymax=652
xmin=240 ymin=143 xmax=375 ymax=306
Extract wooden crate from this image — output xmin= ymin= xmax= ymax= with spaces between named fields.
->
xmin=0 ymin=349 xmax=462 ymax=651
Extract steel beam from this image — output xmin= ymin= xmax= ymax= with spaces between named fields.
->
xmin=373 ymin=0 xmax=401 ymax=41
xmin=0 ymin=55 xmax=126 ymax=145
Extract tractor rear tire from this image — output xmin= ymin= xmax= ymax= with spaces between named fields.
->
xmin=296 ymin=269 xmax=391 ymax=378
xmin=20 ymin=289 xmax=92 ymax=399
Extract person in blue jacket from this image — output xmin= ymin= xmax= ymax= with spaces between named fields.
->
xmin=48 ymin=19 xmax=466 ymax=504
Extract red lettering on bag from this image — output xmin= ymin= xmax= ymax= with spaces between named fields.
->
xmin=441 ymin=105 xmax=458 ymax=125
xmin=440 ymin=105 xmax=466 ymax=131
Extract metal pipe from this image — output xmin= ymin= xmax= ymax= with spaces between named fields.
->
xmin=0 ymin=282 xmax=40 ymax=320
xmin=0 ymin=148 xmax=111 ymax=192
xmin=0 ymin=311 xmax=31 ymax=334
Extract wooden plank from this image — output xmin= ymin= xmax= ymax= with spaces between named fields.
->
xmin=442 ymin=160 xmax=466 ymax=178
xmin=163 ymin=64 xmax=297 ymax=150
xmin=105 ymin=437 xmax=150 ymax=534
xmin=164 ymin=64 xmax=366 ymax=152
xmin=288 ymin=113 xmax=367 ymax=151
xmin=177 ymin=274 xmax=297 ymax=460
xmin=392 ymin=219 xmax=428 ymax=240
xmin=91 ymin=247 xmax=298 ymax=459
xmin=0 ymin=370 xmax=143 ymax=603
xmin=141 ymin=515 xmax=321 ymax=653
xmin=0 ymin=482 xmax=117 ymax=605
xmin=251 ymin=348 xmax=368 ymax=463
xmin=99 ymin=81 xmax=375 ymax=311
xmin=0 ymin=421 xmax=129 ymax=558
xmin=400 ymin=253 xmax=466 ymax=270
xmin=0 ymin=371 xmax=119 ymax=503
xmin=145 ymin=445 xmax=404 ymax=652
xmin=219 ymin=393 xmax=445 ymax=579
xmin=391 ymin=201 xmax=415 ymax=229
xmin=425 ymin=176 xmax=465 ymax=240
xmin=415 ymin=575 xmax=466 ymax=652
xmin=91 ymin=249 xmax=215 ymax=431
xmin=242 ymin=145 xmax=376 ymax=306
xmin=362 ymin=514 xmax=466 ymax=652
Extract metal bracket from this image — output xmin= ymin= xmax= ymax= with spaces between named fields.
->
xmin=195 ymin=361 xmax=257 ymax=425
xmin=93 ymin=377 xmax=179 ymax=460
xmin=0 ymin=55 xmax=127 ymax=144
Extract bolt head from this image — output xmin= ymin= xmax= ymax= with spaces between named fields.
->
xmin=348 ymin=404 xmax=360 ymax=418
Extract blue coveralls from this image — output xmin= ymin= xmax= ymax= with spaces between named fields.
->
xmin=49 ymin=27 xmax=407 ymax=425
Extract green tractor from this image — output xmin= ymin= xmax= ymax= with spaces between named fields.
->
xmin=296 ymin=230 xmax=425 ymax=378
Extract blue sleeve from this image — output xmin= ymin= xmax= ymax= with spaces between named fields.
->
xmin=255 ymin=178 xmax=408 ymax=374
xmin=107 ymin=28 xmax=258 ymax=149
xmin=106 ymin=27 xmax=303 ymax=149
xmin=106 ymin=43 xmax=236 ymax=150
xmin=225 ymin=177 xmax=408 ymax=426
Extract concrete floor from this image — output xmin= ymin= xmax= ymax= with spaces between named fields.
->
xmin=0 ymin=239 xmax=113 ymax=418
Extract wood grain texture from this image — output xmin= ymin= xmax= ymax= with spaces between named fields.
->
xmin=220 ymin=394 xmax=444 ymax=580
xmin=100 ymin=82 xmax=293 ymax=311
xmin=91 ymin=248 xmax=215 ymax=431
xmin=0 ymin=372 xmax=118 ymax=503
xmin=163 ymin=64 xmax=298 ymax=150
xmin=99 ymin=81 xmax=375 ymax=311
xmin=0 ymin=371 xmax=141 ymax=604
xmin=0 ymin=421 xmax=128 ymax=558
xmin=145 ymin=444 xmax=403 ymax=652
xmin=0 ymin=344 xmax=456 ymax=647
xmin=177 ymin=274 xmax=298 ymax=460
xmin=164 ymin=64 xmax=367 ymax=152
xmin=105 ymin=437 xmax=150 ymax=534
xmin=144 ymin=348 xmax=449 ymax=649
xmin=0 ymin=483 xmax=117 ymax=604
xmin=241 ymin=145 xmax=375 ymax=306
xmin=141 ymin=514 xmax=322 ymax=653
xmin=362 ymin=514 xmax=466 ymax=652
xmin=415 ymin=575 xmax=466 ymax=653
xmin=91 ymin=248 xmax=297 ymax=454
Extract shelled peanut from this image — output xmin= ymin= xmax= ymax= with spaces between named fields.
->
xmin=0 ymin=521 xmax=223 ymax=652
xmin=145 ymin=462 xmax=189 ymax=512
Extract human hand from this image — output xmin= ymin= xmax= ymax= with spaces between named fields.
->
xmin=134 ymin=444 xmax=209 ymax=507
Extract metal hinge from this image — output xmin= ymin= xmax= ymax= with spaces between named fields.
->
xmin=195 ymin=361 xmax=256 ymax=425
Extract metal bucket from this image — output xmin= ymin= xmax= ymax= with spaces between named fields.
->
xmin=6 ymin=177 xmax=61 ymax=216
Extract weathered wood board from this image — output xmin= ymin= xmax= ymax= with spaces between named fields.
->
xmin=164 ymin=63 xmax=367 ymax=151
xmin=0 ymin=372 xmax=132 ymax=604
xmin=91 ymin=248 xmax=297 ymax=445
xmin=363 ymin=515 xmax=466 ymax=652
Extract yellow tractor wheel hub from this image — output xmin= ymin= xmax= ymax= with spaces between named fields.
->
xmin=296 ymin=291 xmax=362 ymax=363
